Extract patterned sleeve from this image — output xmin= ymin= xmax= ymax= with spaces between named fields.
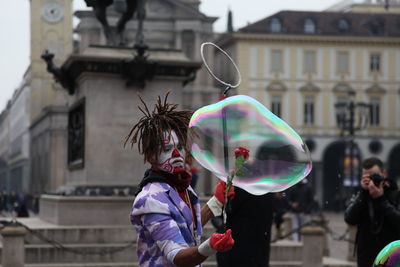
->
xmin=142 ymin=212 xmax=190 ymax=263
xmin=132 ymin=193 xmax=191 ymax=264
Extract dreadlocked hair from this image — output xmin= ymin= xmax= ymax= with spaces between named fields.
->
xmin=124 ymin=92 xmax=193 ymax=164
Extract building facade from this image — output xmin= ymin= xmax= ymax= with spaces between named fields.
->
xmin=8 ymin=84 xmax=31 ymax=192
xmin=0 ymin=75 xmax=31 ymax=192
xmin=0 ymin=105 xmax=10 ymax=191
xmin=215 ymin=10 xmax=400 ymax=208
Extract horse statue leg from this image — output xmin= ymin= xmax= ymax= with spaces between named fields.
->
xmin=135 ymin=0 xmax=146 ymax=46
xmin=85 ymin=0 xmax=114 ymax=45
xmin=116 ymin=0 xmax=137 ymax=45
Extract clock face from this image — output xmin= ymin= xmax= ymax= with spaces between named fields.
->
xmin=41 ymin=2 xmax=64 ymax=24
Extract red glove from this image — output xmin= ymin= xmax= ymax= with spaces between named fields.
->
xmin=210 ymin=229 xmax=235 ymax=252
xmin=214 ymin=181 xmax=235 ymax=204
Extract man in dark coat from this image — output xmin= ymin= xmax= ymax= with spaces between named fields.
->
xmin=344 ymin=157 xmax=400 ymax=267
xmin=216 ymin=187 xmax=274 ymax=267
xmin=287 ymin=178 xmax=314 ymax=241
xmin=273 ymin=192 xmax=290 ymax=239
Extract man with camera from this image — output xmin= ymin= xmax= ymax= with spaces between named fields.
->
xmin=345 ymin=157 xmax=400 ymax=267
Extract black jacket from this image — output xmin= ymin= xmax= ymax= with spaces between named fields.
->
xmin=217 ymin=187 xmax=274 ymax=267
xmin=135 ymin=169 xmax=169 ymax=195
xmin=344 ymin=181 xmax=400 ymax=267
xmin=287 ymin=182 xmax=314 ymax=214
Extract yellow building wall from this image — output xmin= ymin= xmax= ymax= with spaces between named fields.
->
xmin=350 ymin=4 xmax=400 ymax=13
xmin=219 ymin=34 xmax=400 ymax=137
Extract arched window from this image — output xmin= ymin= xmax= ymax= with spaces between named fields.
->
xmin=338 ymin=19 xmax=349 ymax=32
xmin=304 ymin=18 xmax=316 ymax=34
xmin=270 ymin=18 xmax=282 ymax=33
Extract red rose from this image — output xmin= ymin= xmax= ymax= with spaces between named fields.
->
xmin=234 ymin=147 xmax=250 ymax=160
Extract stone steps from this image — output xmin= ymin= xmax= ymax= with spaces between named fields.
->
xmin=24 ymin=243 xmax=135 ymax=264
xmin=12 ymin=262 xmax=218 ymax=267
xmin=270 ymin=261 xmax=302 ymax=267
xmin=323 ymin=257 xmax=356 ymax=267
xmin=20 ymin=223 xmax=303 ymax=264
xmin=5 ymin=257 xmax=356 ymax=267
xmin=1 ymin=216 xmax=356 ymax=267
xmin=24 ymin=226 xmax=135 ymax=245
xmin=25 ymin=264 xmax=137 ymax=267
xmin=22 ymin=237 xmax=303 ymax=263
xmin=1 ymin=260 xmax=356 ymax=267
xmin=0 ymin=241 xmax=356 ymax=267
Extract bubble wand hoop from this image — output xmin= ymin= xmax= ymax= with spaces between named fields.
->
xmin=200 ymin=42 xmax=242 ymax=225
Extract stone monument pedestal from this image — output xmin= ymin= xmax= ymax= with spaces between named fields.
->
xmin=40 ymin=195 xmax=134 ymax=225
xmin=39 ymin=45 xmax=201 ymax=225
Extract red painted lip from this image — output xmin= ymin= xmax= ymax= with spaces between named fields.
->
xmin=171 ymin=158 xmax=184 ymax=164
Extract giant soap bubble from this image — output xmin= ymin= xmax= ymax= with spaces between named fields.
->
xmin=373 ymin=241 xmax=400 ymax=267
xmin=189 ymin=95 xmax=312 ymax=195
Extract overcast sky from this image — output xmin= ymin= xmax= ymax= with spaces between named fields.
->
xmin=0 ymin=0 xmax=343 ymax=112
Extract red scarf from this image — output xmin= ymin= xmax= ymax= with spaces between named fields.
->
xmin=152 ymin=169 xmax=192 ymax=192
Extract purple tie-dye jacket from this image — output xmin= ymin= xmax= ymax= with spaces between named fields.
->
xmin=130 ymin=181 xmax=203 ymax=267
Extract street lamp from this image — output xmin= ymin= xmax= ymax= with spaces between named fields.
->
xmin=334 ymin=90 xmax=370 ymax=191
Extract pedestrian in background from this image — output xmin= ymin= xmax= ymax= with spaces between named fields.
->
xmin=344 ymin=157 xmax=400 ymax=267
xmin=287 ymin=177 xmax=314 ymax=241
xmin=0 ymin=191 xmax=5 ymax=216
xmin=8 ymin=190 xmax=17 ymax=216
xmin=32 ymin=194 xmax=40 ymax=215
xmin=273 ymin=192 xmax=290 ymax=239
xmin=1 ymin=191 xmax=9 ymax=217
xmin=14 ymin=191 xmax=29 ymax=218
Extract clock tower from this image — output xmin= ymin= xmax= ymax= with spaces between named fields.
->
xmin=29 ymin=0 xmax=73 ymax=121
xmin=29 ymin=0 xmax=73 ymax=193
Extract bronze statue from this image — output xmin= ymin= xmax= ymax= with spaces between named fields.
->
xmin=41 ymin=50 xmax=74 ymax=94
xmin=84 ymin=0 xmax=146 ymax=46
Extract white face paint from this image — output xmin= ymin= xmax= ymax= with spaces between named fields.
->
xmin=157 ymin=130 xmax=186 ymax=174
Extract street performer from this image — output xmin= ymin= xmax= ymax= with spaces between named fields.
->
xmin=126 ymin=92 xmax=234 ymax=266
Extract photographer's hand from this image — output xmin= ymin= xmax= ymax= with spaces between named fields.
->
xmin=368 ymin=180 xmax=384 ymax=199
xmin=360 ymin=175 xmax=371 ymax=190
